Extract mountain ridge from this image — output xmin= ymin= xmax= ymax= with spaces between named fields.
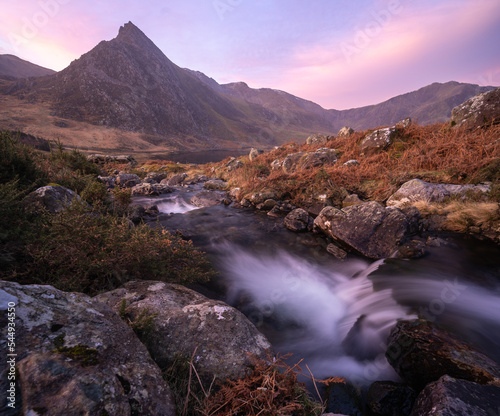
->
xmin=0 ymin=54 xmax=55 ymax=80
xmin=1 ymin=22 xmax=496 ymax=153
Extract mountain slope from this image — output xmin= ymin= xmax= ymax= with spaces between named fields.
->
xmin=0 ymin=54 xmax=55 ymax=80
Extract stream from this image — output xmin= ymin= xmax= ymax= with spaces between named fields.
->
xmin=135 ymin=185 xmax=500 ymax=388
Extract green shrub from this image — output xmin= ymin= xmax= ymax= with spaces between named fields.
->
xmin=81 ymin=180 xmax=109 ymax=205
xmin=24 ymin=204 xmax=215 ymax=294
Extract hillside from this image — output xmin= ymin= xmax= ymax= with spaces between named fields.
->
xmin=0 ymin=54 xmax=55 ymax=80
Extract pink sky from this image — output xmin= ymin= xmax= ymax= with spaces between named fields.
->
xmin=1 ymin=0 xmax=499 ymax=109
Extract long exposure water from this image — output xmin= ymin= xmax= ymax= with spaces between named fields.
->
xmin=136 ymin=186 xmax=500 ymax=388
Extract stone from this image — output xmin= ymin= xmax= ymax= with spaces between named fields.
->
xmin=367 ymin=381 xmax=416 ymax=416
xmin=271 ymin=159 xmax=283 ymax=170
xmin=386 ymin=179 xmax=490 ymax=208
xmin=360 ymin=127 xmax=397 ymax=154
xmin=0 ymin=281 xmax=175 ymax=415
xmin=342 ymin=194 xmax=363 ymax=208
xmin=145 ymin=172 xmax=167 ymax=183
xmin=326 ymin=243 xmax=347 ymax=260
xmin=386 ymin=319 xmax=500 ymax=391
xmin=256 ymin=199 xmax=277 ymax=211
xmin=96 ymin=281 xmax=273 ymax=382
xmin=115 ymin=173 xmax=141 ymax=188
xmin=325 ymin=381 xmax=363 ymax=416
xmin=396 ymin=117 xmax=412 ymax=129
xmin=343 ymin=159 xmax=359 ymax=168
xmin=282 ymin=150 xmax=337 ymax=173
xmin=226 ymin=157 xmax=243 ymax=171
xmin=248 ymin=191 xmax=278 ymax=205
xmin=203 ymin=179 xmax=228 ymax=191
xmin=23 ymin=185 xmax=81 ymax=213
xmin=131 ymin=183 xmax=173 ymax=196
xmin=284 ymin=208 xmax=314 ymax=232
xmin=190 ymin=190 xmax=228 ymax=207
xmin=306 ymin=133 xmax=329 ymax=146
xmin=164 ymin=172 xmax=187 ymax=186
xmin=98 ymin=175 xmax=116 ymax=188
xmin=450 ymin=87 xmax=500 ymax=129
xmin=282 ymin=152 xmax=305 ymax=174
xmin=314 ymin=202 xmax=409 ymax=259
xmin=397 ymin=240 xmax=426 ymax=259
xmin=337 ymin=126 xmax=355 ymax=137
xmin=410 ymin=375 xmax=500 ymax=416
xmin=249 ymin=147 xmax=264 ymax=161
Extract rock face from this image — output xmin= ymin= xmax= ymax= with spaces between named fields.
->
xmin=0 ymin=281 xmax=175 ymax=416
xmin=450 ymin=87 xmax=500 ymax=129
xmin=190 ymin=190 xmax=228 ymax=207
xmin=23 ymin=185 xmax=81 ymax=213
xmin=284 ymin=208 xmax=314 ymax=232
xmin=386 ymin=319 xmax=500 ymax=391
xmin=410 ymin=375 xmax=500 ymax=416
xmin=96 ymin=281 xmax=273 ymax=382
xmin=387 ymin=179 xmax=490 ymax=208
xmin=314 ymin=202 xmax=410 ymax=259
xmin=306 ymin=133 xmax=329 ymax=145
xmin=360 ymin=126 xmax=397 ymax=153
xmin=282 ymin=149 xmax=337 ymax=173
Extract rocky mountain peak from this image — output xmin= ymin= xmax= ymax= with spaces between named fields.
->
xmin=115 ymin=21 xmax=155 ymax=49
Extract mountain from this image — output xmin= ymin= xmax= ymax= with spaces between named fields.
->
xmin=1 ymin=22 xmax=496 ymax=153
xmin=0 ymin=54 xmax=55 ymax=80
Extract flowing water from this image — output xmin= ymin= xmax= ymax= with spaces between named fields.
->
xmin=137 ymin=186 xmax=500 ymax=387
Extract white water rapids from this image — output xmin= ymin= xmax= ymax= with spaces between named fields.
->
xmin=141 ymin=189 xmax=500 ymax=387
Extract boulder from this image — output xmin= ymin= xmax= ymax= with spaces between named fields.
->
xmin=226 ymin=157 xmax=243 ymax=171
xmin=337 ymin=126 xmax=355 ymax=137
xmin=360 ymin=127 xmax=397 ymax=154
xmin=386 ymin=179 xmax=490 ymax=208
xmin=396 ymin=117 xmax=412 ymax=129
xmin=367 ymin=381 xmax=416 ymax=416
xmin=306 ymin=133 xmax=330 ymax=146
xmin=343 ymin=159 xmax=359 ymax=168
xmin=0 ymin=281 xmax=175 ymax=415
xmin=190 ymin=190 xmax=228 ymax=207
xmin=23 ymin=185 xmax=81 ymax=213
xmin=386 ymin=319 xmax=500 ymax=391
xmin=271 ymin=159 xmax=283 ymax=170
xmin=96 ymin=281 xmax=273 ymax=382
xmin=410 ymin=375 xmax=500 ymax=416
xmin=248 ymin=191 xmax=278 ymax=205
xmin=397 ymin=240 xmax=426 ymax=259
xmin=249 ymin=148 xmax=264 ymax=161
xmin=450 ymin=87 xmax=500 ymax=129
xmin=203 ymin=179 xmax=228 ymax=191
xmin=282 ymin=152 xmax=305 ymax=174
xmin=115 ymin=173 xmax=141 ymax=188
xmin=284 ymin=208 xmax=314 ymax=232
xmin=98 ymin=175 xmax=116 ymax=189
xmin=131 ymin=183 xmax=173 ymax=196
xmin=164 ymin=173 xmax=187 ymax=186
xmin=314 ymin=202 xmax=409 ymax=259
xmin=325 ymin=381 xmax=363 ymax=416
xmin=144 ymin=172 xmax=167 ymax=183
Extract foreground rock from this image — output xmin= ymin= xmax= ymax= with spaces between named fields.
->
xmin=387 ymin=179 xmax=490 ymax=208
xmin=96 ymin=281 xmax=273 ymax=382
xmin=386 ymin=319 xmax=500 ymax=390
xmin=450 ymin=87 xmax=500 ymax=129
xmin=410 ymin=375 xmax=500 ymax=416
xmin=314 ymin=202 xmax=411 ymax=259
xmin=0 ymin=281 xmax=175 ymax=415
xmin=367 ymin=381 xmax=416 ymax=416
xmin=23 ymin=185 xmax=81 ymax=213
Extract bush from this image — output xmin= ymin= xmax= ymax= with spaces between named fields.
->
xmin=23 ymin=204 xmax=215 ymax=294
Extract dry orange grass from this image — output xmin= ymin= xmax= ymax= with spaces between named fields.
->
xmin=215 ymin=123 xmax=500 ymax=205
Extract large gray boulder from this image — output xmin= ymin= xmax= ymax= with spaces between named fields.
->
xmin=386 ymin=319 xmax=500 ymax=391
xmin=96 ymin=281 xmax=273 ymax=382
xmin=284 ymin=208 xmax=314 ymax=232
xmin=387 ymin=179 xmax=490 ymax=208
xmin=0 ymin=281 xmax=175 ymax=416
xmin=410 ymin=375 xmax=500 ymax=416
xmin=23 ymin=185 xmax=81 ymax=213
xmin=360 ymin=127 xmax=397 ymax=154
xmin=450 ymin=87 xmax=500 ymax=129
xmin=164 ymin=172 xmax=187 ymax=186
xmin=337 ymin=126 xmax=355 ymax=137
xmin=115 ymin=173 xmax=141 ymax=188
xmin=314 ymin=201 xmax=410 ymax=259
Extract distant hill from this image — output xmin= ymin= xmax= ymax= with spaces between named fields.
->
xmin=0 ymin=54 xmax=55 ymax=80
xmin=0 ymin=22 xmax=496 ymax=152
